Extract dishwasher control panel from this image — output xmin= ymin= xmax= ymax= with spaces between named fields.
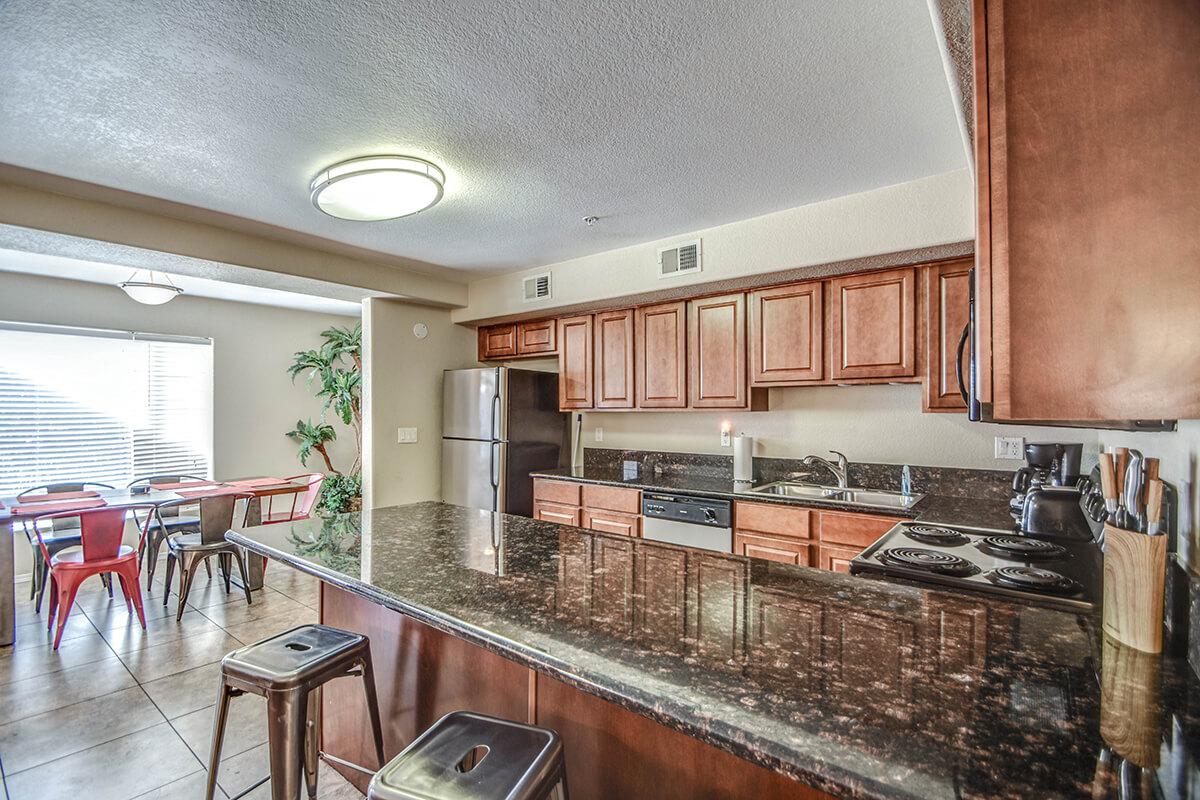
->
xmin=642 ymin=493 xmax=732 ymax=528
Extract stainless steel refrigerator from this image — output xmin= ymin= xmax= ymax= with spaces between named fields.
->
xmin=441 ymin=367 xmax=569 ymax=516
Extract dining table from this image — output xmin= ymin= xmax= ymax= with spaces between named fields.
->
xmin=0 ymin=476 xmax=307 ymax=647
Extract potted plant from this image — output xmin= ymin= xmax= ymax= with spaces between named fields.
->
xmin=286 ymin=322 xmax=363 ymax=514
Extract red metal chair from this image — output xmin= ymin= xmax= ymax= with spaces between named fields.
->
xmin=263 ymin=473 xmax=325 ymax=524
xmin=33 ymin=504 xmax=156 ymax=649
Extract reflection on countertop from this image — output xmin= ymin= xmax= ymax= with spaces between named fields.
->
xmin=228 ymin=501 xmax=1200 ymax=799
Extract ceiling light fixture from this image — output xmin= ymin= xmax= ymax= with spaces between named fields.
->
xmin=310 ymin=155 xmax=445 ymax=221
xmin=119 ymin=270 xmax=184 ymax=305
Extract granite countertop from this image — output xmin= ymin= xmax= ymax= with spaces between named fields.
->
xmin=531 ymin=465 xmax=1017 ymax=530
xmin=228 ymin=501 xmax=1200 ymax=799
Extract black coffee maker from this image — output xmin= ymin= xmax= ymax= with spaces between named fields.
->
xmin=1010 ymin=442 xmax=1085 ymax=520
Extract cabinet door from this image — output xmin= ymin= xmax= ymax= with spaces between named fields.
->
xmin=817 ymin=510 xmax=903 ymax=549
xmin=635 ymin=302 xmax=687 ymax=408
xmin=516 ymin=319 xmax=557 ymax=355
xmin=593 ymin=309 xmax=635 ymax=409
xmin=734 ymin=531 xmax=813 ymax=566
xmin=557 ymin=315 xmax=593 ymax=409
xmin=817 ymin=544 xmax=861 ymax=574
xmin=749 ymin=282 xmax=823 ymax=385
xmin=533 ymin=478 xmax=581 ymax=507
xmin=533 ymin=500 xmax=580 ymax=527
xmin=581 ymin=509 xmax=641 ymax=538
xmin=688 ymin=293 xmax=748 ymax=408
xmin=828 ymin=268 xmax=916 ymax=380
xmin=478 ymin=324 xmax=517 ymax=360
xmin=924 ymin=260 xmax=972 ymax=411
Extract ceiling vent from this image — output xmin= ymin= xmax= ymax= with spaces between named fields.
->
xmin=657 ymin=240 xmax=701 ymax=278
xmin=522 ymin=272 xmax=552 ymax=302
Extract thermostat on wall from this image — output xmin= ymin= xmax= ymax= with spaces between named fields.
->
xmin=412 ymin=323 xmax=428 ymax=339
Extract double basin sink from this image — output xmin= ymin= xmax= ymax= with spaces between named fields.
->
xmin=743 ymin=481 xmax=922 ymax=511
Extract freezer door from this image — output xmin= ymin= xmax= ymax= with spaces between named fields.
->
xmin=442 ymin=367 xmax=507 ymax=440
xmin=441 ymin=438 xmax=507 ymax=512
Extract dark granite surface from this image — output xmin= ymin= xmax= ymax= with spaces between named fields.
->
xmin=229 ymin=502 xmax=1200 ymax=799
xmin=533 ymin=464 xmax=1018 ymax=531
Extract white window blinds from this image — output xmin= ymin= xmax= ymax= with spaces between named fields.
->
xmin=0 ymin=322 xmax=213 ymax=495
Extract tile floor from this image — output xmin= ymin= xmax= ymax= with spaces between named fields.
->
xmin=0 ymin=558 xmax=364 ymax=800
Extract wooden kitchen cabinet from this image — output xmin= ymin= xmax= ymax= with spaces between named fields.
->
xmin=635 ymin=301 xmax=688 ymax=408
xmin=593 ymin=309 xmax=635 ymax=409
xmin=816 ymin=544 xmax=861 ymax=574
xmin=733 ymin=502 xmax=815 ymax=566
xmin=478 ymin=323 xmax=517 ymax=360
xmin=749 ymin=281 xmax=824 ymax=385
xmin=533 ymin=500 xmax=580 ymax=527
xmin=817 ymin=510 xmax=904 ymax=549
xmin=974 ymin=0 xmax=1200 ymax=420
xmin=924 ymin=259 xmax=972 ymax=412
xmin=734 ymin=531 xmax=812 ymax=566
xmin=688 ymin=292 xmax=749 ymax=408
xmin=828 ymin=268 xmax=916 ymax=381
xmin=516 ymin=319 xmax=557 ymax=356
xmin=582 ymin=509 xmax=640 ymax=538
xmin=533 ymin=478 xmax=581 ymax=507
xmin=557 ymin=315 xmax=593 ymax=409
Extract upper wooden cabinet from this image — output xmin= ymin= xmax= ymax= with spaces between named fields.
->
xmin=557 ymin=315 xmax=594 ymax=409
xmin=975 ymin=0 xmax=1200 ymax=420
xmin=478 ymin=323 xmax=517 ymax=360
xmin=924 ymin=259 xmax=972 ymax=412
xmin=828 ymin=268 xmax=916 ymax=381
xmin=517 ymin=320 xmax=557 ymax=356
xmin=688 ymin=293 xmax=749 ymax=408
xmin=749 ymin=282 xmax=824 ymax=385
xmin=593 ymin=309 xmax=635 ymax=409
xmin=635 ymin=301 xmax=688 ymax=408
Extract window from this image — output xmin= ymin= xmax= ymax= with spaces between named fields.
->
xmin=0 ymin=321 xmax=213 ymax=495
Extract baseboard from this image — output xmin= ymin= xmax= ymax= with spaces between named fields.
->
xmin=14 ymin=573 xmax=31 ymax=585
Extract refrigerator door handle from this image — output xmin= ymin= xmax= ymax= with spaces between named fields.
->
xmin=491 ymin=392 xmax=502 ymax=441
xmin=490 ymin=441 xmax=500 ymax=491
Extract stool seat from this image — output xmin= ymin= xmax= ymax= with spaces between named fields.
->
xmin=369 ymin=711 xmax=567 ymax=800
xmin=222 ymin=625 xmax=368 ymax=690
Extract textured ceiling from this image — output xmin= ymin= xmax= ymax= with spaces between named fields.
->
xmin=0 ymin=0 xmax=965 ymax=275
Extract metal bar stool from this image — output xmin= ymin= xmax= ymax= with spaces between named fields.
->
xmin=205 ymin=624 xmax=386 ymax=800
xmin=368 ymin=711 xmax=569 ymax=800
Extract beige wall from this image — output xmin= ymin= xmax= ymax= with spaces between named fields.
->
xmin=454 ymin=169 xmax=973 ymax=323
xmin=0 ymin=270 xmax=361 ymax=578
xmin=361 ymin=298 xmax=478 ymax=509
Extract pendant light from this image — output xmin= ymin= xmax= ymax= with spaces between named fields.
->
xmin=310 ymin=155 xmax=445 ymax=221
xmin=120 ymin=270 xmax=184 ymax=305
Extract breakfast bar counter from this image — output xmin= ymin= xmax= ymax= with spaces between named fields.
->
xmin=228 ymin=501 xmax=1200 ymax=799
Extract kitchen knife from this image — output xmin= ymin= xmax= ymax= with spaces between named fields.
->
xmin=1099 ymin=452 xmax=1118 ymax=516
xmin=1147 ymin=478 xmax=1164 ymax=536
xmin=1124 ymin=450 xmax=1144 ymax=531
xmin=1114 ymin=447 xmax=1129 ymax=500
xmin=1143 ymin=457 xmax=1160 ymax=506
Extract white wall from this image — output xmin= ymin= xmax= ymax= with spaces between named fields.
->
xmin=454 ymin=169 xmax=973 ymax=323
xmin=0 ymin=270 xmax=360 ymax=577
xmin=362 ymin=298 xmax=478 ymax=509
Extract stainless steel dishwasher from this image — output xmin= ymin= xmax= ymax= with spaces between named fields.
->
xmin=641 ymin=492 xmax=733 ymax=553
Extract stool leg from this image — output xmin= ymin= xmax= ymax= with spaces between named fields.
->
xmin=303 ymin=687 xmax=320 ymax=799
xmin=205 ymin=682 xmax=234 ymax=800
xmin=266 ymin=689 xmax=308 ymax=800
xmin=230 ymin=547 xmax=254 ymax=607
xmin=162 ymin=552 xmax=176 ymax=605
xmin=358 ymin=653 xmax=386 ymax=769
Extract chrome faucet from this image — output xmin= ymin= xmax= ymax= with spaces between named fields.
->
xmin=802 ymin=450 xmax=850 ymax=488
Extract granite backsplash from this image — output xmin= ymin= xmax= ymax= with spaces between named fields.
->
xmin=583 ymin=447 xmax=1015 ymax=500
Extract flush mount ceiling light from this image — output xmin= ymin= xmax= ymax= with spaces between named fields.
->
xmin=310 ymin=155 xmax=445 ymax=221
xmin=119 ymin=270 xmax=183 ymax=305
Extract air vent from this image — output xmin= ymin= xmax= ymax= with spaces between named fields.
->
xmin=522 ymin=272 xmax=551 ymax=302
xmin=657 ymin=240 xmax=701 ymax=278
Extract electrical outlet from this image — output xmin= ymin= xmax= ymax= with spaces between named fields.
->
xmin=396 ymin=427 xmax=418 ymax=444
xmin=720 ymin=429 xmax=732 ymax=447
xmin=594 ymin=427 xmax=603 ymax=443
xmin=994 ymin=436 xmax=1024 ymax=459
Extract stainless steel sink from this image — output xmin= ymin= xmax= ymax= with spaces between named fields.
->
xmin=743 ymin=481 xmax=922 ymax=510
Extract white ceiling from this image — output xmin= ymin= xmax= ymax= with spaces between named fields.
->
xmin=0 ymin=249 xmax=363 ymax=316
xmin=0 ymin=0 xmax=965 ymax=276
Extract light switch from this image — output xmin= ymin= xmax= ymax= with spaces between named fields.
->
xmin=594 ymin=427 xmax=604 ymax=442
xmin=397 ymin=427 xmax=419 ymax=444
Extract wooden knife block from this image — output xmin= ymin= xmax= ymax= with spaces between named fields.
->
xmin=1102 ymin=524 xmax=1167 ymax=653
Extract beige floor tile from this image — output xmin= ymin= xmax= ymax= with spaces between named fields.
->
xmin=4 ymin=721 xmax=202 ymax=800
xmin=98 ymin=608 xmax=225 ymax=654
xmin=212 ymin=741 xmax=271 ymax=799
xmin=0 ymin=655 xmax=136 ymax=725
xmin=171 ymin=692 xmax=268 ymax=763
xmin=197 ymin=589 xmax=308 ymax=628
xmin=0 ymin=685 xmax=164 ymax=774
xmin=117 ymin=629 xmax=241 ymax=683
xmin=130 ymin=769 xmax=228 ymax=799
xmin=12 ymin=610 xmax=97 ymax=652
xmin=0 ymin=629 xmax=118 ymax=685
xmin=141 ymin=661 xmax=225 ymax=720
xmin=222 ymin=607 xmax=320 ymax=646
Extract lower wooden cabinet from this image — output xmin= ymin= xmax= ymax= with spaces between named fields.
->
xmin=582 ymin=509 xmax=641 ymax=537
xmin=533 ymin=500 xmax=580 ymax=527
xmin=734 ymin=501 xmax=902 ymax=572
xmin=734 ymin=531 xmax=813 ymax=566
xmin=535 ymin=479 xmax=642 ymax=537
xmin=817 ymin=544 xmax=861 ymax=574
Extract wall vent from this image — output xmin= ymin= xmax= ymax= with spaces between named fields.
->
xmin=522 ymin=272 xmax=552 ymax=302
xmin=657 ymin=240 xmax=701 ymax=278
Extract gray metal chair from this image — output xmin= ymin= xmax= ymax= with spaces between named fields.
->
xmin=159 ymin=491 xmax=254 ymax=621
xmin=368 ymin=711 xmax=568 ymax=800
xmin=17 ymin=481 xmax=114 ymax=612
xmin=127 ymin=474 xmax=205 ymax=581
xmin=206 ymin=624 xmax=385 ymax=800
